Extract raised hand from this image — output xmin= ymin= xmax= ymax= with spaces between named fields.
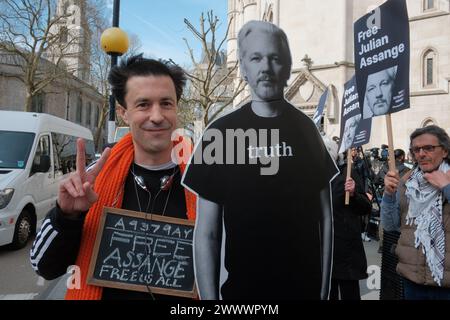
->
xmin=424 ymin=170 xmax=450 ymax=190
xmin=384 ymin=170 xmax=400 ymax=196
xmin=58 ymin=139 xmax=111 ymax=217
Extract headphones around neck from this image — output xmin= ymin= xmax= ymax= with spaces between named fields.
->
xmin=131 ymin=166 xmax=178 ymax=192
xmin=160 ymin=174 xmax=175 ymax=191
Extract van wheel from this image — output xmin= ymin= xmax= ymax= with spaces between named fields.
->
xmin=11 ymin=210 xmax=32 ymax=250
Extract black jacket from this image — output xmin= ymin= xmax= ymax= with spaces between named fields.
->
xmin=374 ymin=161 xmax=410 ymax=187
xmin=30 ymin=165 xmax=189 ymax=300
xmin=331 ymin=164 xmax=372 ymax=280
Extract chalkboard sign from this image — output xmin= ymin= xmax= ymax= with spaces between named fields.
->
xmin=87 ymin=207 xmax=196 ymax=298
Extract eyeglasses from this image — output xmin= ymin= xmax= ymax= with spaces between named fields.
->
xmin=410 ymin=145 xmax=442 ymax=155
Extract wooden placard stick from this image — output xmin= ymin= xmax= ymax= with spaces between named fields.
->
xmin=385 ymin=114 xmax=396 ymax=172
xmin=345 ymin=148 xmax=352 ymax=205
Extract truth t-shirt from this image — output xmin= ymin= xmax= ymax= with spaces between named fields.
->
xmin=183 ymin=101 xmax=338 ymax=299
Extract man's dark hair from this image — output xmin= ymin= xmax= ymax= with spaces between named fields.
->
xmin=394 ymin=149 xmax=405 ymax=160
xmin=108 ymin=54 xmax=186 ymax=107
xmin=410 ymin=125 xmax=450 ymax=164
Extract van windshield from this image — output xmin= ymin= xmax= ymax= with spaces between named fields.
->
xmin=0 ymin=131 xmax=35 ymax=169
xmin=114 ymin=127 xmax=130 ymax=142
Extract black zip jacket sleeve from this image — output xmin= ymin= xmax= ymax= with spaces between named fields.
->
xmin=30 ymin=203 xmax=86 ymax=280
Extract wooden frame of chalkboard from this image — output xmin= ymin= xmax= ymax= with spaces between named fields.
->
xmin=87 ymin=207 xmax=197 ymax=298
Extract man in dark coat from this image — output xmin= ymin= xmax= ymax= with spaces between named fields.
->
xmin=331 ymin=149 xmax=372 ymax=300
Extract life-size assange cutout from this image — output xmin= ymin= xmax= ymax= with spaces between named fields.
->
xmin=182 ymin=20 xmax=339 ymax=300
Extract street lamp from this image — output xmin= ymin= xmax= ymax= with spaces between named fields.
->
xmin=100 ymin=0 xmax=129 ymax=144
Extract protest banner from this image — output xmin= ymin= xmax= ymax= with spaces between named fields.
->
xmin=354 ymin=0 xmax=409 ymax=171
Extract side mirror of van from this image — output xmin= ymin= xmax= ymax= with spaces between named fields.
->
xmin=32 ymin=155 xmax=51 ymax=173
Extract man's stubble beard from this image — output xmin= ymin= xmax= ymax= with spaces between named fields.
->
xmin=134 ymin=130 xmax=173 ymax=159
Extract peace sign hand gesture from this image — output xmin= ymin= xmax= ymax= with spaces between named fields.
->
xmin=58 ymin=139 xmax=111 ymax=217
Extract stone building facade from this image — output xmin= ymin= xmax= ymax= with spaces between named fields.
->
xmin=47 ymin=0 xmax=92 ymax=82
xmin=228 ymin=0 xmax=450 ymax=153
xmin=0 ymin=0 xmax=105 ymax=149
xmin=0 ymin=51 xmax=103 ymax=139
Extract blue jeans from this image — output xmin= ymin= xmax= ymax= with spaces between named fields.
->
xmin=403 ymin=278 xmax=450 ymax=300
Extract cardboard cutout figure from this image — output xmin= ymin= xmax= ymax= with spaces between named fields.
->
xmin=182 ymin=21 xmax=338 ymax=300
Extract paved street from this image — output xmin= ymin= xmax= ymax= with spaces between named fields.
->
xmin=0 ymin=237 xmax=51 ymax=300
xmin=360 ymin=238 xmax=382 ymax=300
xmin=0 ymin=234 xmax=382 ymax=300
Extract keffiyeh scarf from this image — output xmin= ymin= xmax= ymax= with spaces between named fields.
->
xmin=405 ymin=162 xmax=450 ymax=286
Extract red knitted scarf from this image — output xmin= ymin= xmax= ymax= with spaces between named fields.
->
xmin=65 ymin=133 xmax=196 ymax=300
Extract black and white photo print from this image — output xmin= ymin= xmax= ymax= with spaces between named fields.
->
xmin=363 ymin=66 xmax=397 ymax=119
xmin=182 ymin=20 xmax=338 ymax=300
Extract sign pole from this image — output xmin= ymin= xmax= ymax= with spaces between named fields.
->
xmin=385 ymin=114 xmax=396 ymax=172
xmin=345 ymin=149 xmax=352 ymax=205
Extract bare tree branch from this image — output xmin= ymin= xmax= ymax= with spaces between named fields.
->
xmin=0 ymin=0 xmax=87 ymax=111
xmin=182 ymin=12 xmax=242 ymax=127
xmin=87 ymin=1 xmax=142 ymax=149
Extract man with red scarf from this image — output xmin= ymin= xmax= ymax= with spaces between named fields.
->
xmin=30 ymin=55 xmax=196 ymax=300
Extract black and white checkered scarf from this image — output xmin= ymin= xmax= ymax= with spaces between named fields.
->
xmin=405 ymin=162 xmax=449 ymax=286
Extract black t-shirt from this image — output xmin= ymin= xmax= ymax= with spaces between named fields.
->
xmin=182 ymin=102 xmax=338 ymax=299
xmin=102 ymin=164 xmax=190 ymax=300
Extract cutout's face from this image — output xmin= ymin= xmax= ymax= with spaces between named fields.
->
xmin=344 ymin=116 xmax=360 ymax=147
xmin=240 ymin=31 xmax=290 ymax=101
xmin=341 ymin=115 xmax=361 ymax=152
xmin=411 ymin=133 xmax=448 ymax=173
xmin=117 ymin=75 xmax=178 ymax=157
xmin=365 ymin=69 xmax=395 ymax=116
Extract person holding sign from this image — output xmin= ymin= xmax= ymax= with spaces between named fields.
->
xmin=30 ymin=55 xmax=197 ymax=300
xmin=381 ymin=126 xmax=450 ymax=299
xmin=338 ymin=76 xmax=371 ymax=205
xmin=363 ymin=66 xmax=397 ymax=119
xmin=182 ymin=21 xmax=338 ymax=300
xmin=323 ymin=138 xmax=371 ymax=300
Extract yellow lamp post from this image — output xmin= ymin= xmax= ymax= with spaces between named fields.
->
xmin=100 ymin=0 xmax=129 ymax=144
xmin=101 ymin=27 xmax=129 ymax=56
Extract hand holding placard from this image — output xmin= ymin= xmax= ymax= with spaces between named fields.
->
xmin=345 ymin=151 xmax=352 ymax=205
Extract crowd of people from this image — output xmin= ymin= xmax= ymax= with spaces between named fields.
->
xmin=29 ymin=19 xmax=450 ymax=301
xmin=329 ymin=125 xmax=450 ymax=300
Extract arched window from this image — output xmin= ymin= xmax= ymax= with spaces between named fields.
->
xmin=423 ymin=49 xmax=437 ymax=88
xmin=63 ymin=1 xmax=70 ymax=14
xmin=86 ymin=102 xmax=92 ymax=127
xmin=263 ymin=3 xmax=274 ymax=22
xmin=95 ymin=105 xmax=100 ymax=127
xmin=76 ymin=96 xmax=82 ymax=123
xmin=422 ymin=118 xmax=436 ymax=127
xmin=31 ymin=92 xmax=45 ymax=113
xmin=60 ymin=27 xmax=68 ymax=43
xmin=423 ymin=0 xmax=435 ymax=11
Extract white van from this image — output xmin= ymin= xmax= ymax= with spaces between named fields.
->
xmin=114 ymin=126 xmax=129 ymax=142
xmin=0 ymin=111 xmax=95 ymax=249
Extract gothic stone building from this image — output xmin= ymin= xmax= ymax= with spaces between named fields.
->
xmin=0 ymin=0 xmax=105 ymax=148
xmin=228 ymin=0 xmax=450 ymax=153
